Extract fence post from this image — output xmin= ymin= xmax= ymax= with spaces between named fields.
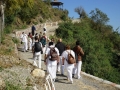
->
xmin=0 ymin=2 xmax=5 ymax=45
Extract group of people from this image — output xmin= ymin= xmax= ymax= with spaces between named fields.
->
xmin=20 ymin=24 xmax=48 ymax=52
xmin=44 ymin=38 xmax=84 ymax=84
xmin=20 ymin=25 xmax=84 ymax=84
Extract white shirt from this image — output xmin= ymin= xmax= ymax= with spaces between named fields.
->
xmin=21 ymin=34 xmax=28 ymax=42
xmin=62 ymin=50 xmax=75 ymax=61
xmin=45 ymin=45 xmax=60 ymax=65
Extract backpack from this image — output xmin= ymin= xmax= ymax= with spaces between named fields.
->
xmin=34 ymin=42 xmax=42 ymax=53
xmin=49 ymin=47 xmax=58 ymax=61
xmin=67 ymin=50 xmax=75 ymax=64
xmin=40 ymin=36 xmax=46 ymax=47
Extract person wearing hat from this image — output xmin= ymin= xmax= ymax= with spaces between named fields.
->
xmin=44 ymin=42 xmax=60 ymax=81
xmin=72 ymin=40 xmax=84 ymax=79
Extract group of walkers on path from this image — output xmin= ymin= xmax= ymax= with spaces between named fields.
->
xmin=20 ymin=25 xmax=84 ymax=84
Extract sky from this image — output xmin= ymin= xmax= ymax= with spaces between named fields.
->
xmin=57 ymin=0 xmax=120 ymax=32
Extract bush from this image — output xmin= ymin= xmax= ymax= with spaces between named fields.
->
xmin=5 ymin=81 xmax=22 ymax=90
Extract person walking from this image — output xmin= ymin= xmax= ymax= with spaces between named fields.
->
xmin=32 ymin=36 xmax=43 ymax=69
xmin=21 ymin=32 xmax=28 ymax=52
xmin=55 ymin=38 xmax=65 ymax=75
xmin=31 ymin=24 xmax=36 ymax=36
xmin=73 ymin=40 xmax=84 ymax=79
xmin=40 ymin=33 xmax=50 ymax=53
xmin=39 ymin=32 xmax=42 ymax=40
xmin=28 ymin=32 xmax=32 ymax=50
xmin=62 ymin=45 xmax=75 ymax=84
xmin=44 ymin=42 xmax=59 ymax=81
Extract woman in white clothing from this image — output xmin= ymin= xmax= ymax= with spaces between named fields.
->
xmin=44 ymin=42 xmax=59 ymax=81
xmin=62 ymin=45 xmax=75 ymax=84
xmin=21 ymin=32 xmax=28 ymax=52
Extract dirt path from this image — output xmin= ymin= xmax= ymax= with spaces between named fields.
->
xmin=18 ymin=25 xmax=119 ymax=90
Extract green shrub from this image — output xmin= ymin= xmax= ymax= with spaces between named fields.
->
xmin=5 ymin=81 xmax=22 ymax=90
xmin=0 ymin=67 xmax=4 ymax=72
xmin=4 ymin=26 xmax=12 ymax=34
xmin=12 ymin=37 xmax=19 ymax=44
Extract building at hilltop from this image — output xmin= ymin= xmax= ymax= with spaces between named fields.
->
xmin=50 ymin=0 xmax=63 ymax=9
xmin=43 ymin=0 xmax=63 ymax=9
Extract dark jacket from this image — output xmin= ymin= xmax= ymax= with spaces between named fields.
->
xmin=55 ymin=42 xmax=65 ymax=56
xmin=73 ymin=45 xmax=84 ymax=61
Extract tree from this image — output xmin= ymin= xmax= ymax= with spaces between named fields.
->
xmin=89 ymin=8 xmax=109 ymax=25
xmin=74 ymin=6 xmax=87 ymax=18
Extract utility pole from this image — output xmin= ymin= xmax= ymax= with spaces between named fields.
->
xmin=0 ymin=1 xmax=5 ymax=45
xmin=0 ymin=18 xmax=1 ymax=44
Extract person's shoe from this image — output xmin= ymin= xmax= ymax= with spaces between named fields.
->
xmin=72 ymin=74 xmax=74 ymax=78
xmin=57 ymin=70 xmax=60 ymax=73
xmin=61 ymin=74 xmax=64 ymax=76
xmin=53 ymin=79 xmax=55 ymax=82
xmin=77 ymin=76 xmax=81 ymax=79
xmin=67 ymin=77 xmax=69 ymax=81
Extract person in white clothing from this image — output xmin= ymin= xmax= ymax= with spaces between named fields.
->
xmin=21 ymin=32 xmax=28 ymax=52
xmin=20 ymin=32 xmax=24 ymax=42
xmin=62 ymin=45 xmax=75 ymax=84
xmin=32 ymin=36 xmax=43 ymax=68
xmin=28 ymin=33 xmax=32 ymax=50
xmin=44 ymin=42 xmax=60 ymax=81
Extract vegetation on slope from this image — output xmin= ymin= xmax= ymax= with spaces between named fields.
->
xmin=0 ymin=0 xmax=68 ymax=53
xmin=55 ymin=8 xmax=120 ymax=84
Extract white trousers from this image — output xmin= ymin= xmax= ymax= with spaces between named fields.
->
xmin=28 ymin=41 xmax=32 ymax=50
xmin=66 ymin=64 xmax=74 ymax=82
xmin=23 ymin=42 xmax=28 ymax=51
xmin=57 ymin=56 xmax=64 ymax=74
xmin=43 ymin=45 xmax=46 ymax=54
xmin=47 ymin=61 xmax=57 ymax=79
xmin=33 ymin=52 xmax=42 ymax=68
xmin=73 ymin=61 xmax=82 ymax=78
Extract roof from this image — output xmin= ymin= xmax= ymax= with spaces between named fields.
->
xmin=50 ymin=1 xmax=63 ymax=6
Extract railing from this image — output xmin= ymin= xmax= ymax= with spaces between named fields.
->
xmin=45 ymin=74 xmax=55 ymax=90
xmin=33 ymin=74 xmax=55 ymax=90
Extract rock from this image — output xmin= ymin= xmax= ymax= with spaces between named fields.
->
xmin=31 ymin=69 xmax=45 ymax=78
xmin=0 ymin=76 xmax=5 ymax=90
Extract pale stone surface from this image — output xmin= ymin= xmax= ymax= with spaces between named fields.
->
xmin=31 ymin=69 xmax=45 ymax=78
xmin=0 ymin=76 xmax=5 ymax=89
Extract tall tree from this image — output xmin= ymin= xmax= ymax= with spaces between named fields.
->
xmin=89 ymin=8 xmax=109 ymax=25
xmin=74 ymin=6 xmax=87 ymax=18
